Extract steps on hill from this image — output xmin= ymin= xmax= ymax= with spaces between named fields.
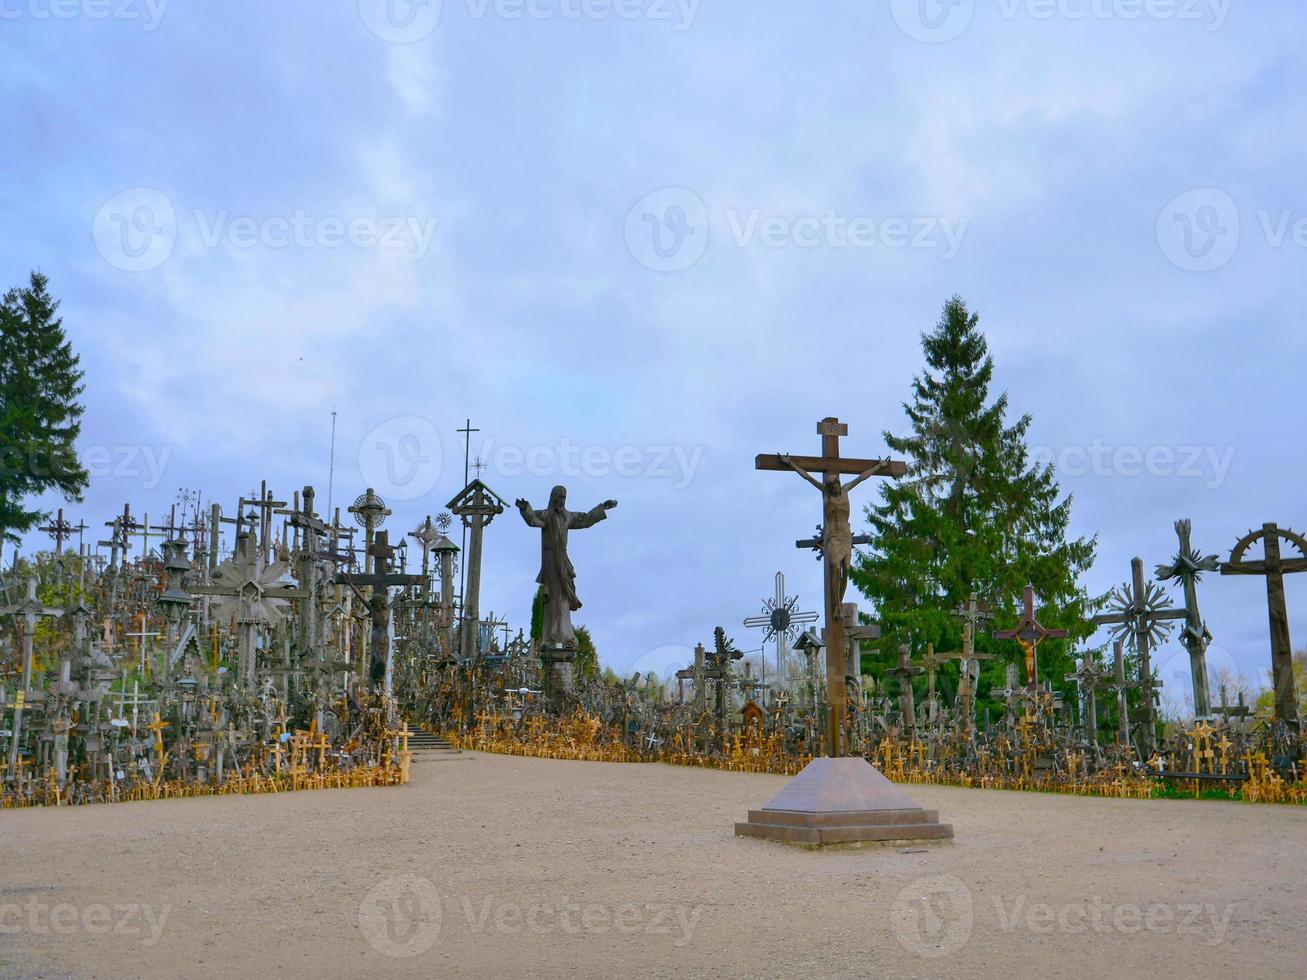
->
xmin=405 ymin=728 xmax=460 ymax=754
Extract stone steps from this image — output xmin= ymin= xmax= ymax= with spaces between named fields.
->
xmin=404 ymin=729 xmax=458 ymax=752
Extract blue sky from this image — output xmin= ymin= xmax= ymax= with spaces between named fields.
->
xmin=3 ymin=1 xmax=1305 ymax=703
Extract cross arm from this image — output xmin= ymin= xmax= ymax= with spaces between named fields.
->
xmin=756 ymin=454 xmax=908 ymax=478
xmin=1222 ymin=559 xmax=1307 ymax=576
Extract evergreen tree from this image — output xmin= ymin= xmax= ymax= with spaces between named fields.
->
xmin=573 ymin=625 xmax=599 ymax=684
xmin=0 ymin=272 xmax=89 ymax=541
xmin=853 ymin=296 xmax=1097 ymax=709
xmin=529 ymin=586 xmax=544 ymax=642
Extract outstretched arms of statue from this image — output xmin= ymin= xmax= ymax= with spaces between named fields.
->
xmin=515 ymin=498 xmax=545 ymax=528
xmin=843 ymin=460 xmax=890 ymax=493
xmin=569 ymin=499 xmax=617 ymax=530
xmin=776 ymin=453 xmax=825 ymax=491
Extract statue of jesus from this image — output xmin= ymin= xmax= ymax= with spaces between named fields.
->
xmin=515 ymin=486 xmax=617 ymax=648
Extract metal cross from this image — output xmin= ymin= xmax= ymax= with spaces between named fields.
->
xmin=742 ymin=571 xmax=818 ymax=685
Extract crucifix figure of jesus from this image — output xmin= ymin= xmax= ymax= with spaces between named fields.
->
xmin=757 ymin=417 xmax=906 ymax=757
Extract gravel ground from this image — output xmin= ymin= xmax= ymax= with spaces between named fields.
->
xmin=2 ymin=751 xmax=1304 ymax=979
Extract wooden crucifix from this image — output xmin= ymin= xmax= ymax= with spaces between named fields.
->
xmin=1065 ymin=654 xmax=1106 ymax=757
xmin=992 ymin=585 xmax=1068 ymax=693
xmin=938 ymin=592 xmax=995 ymax=737
xmin=886 ymin=644 xmax=924 ymax=736
xmin=1221 ymin=523 xmax=1307 ymax=731
xmin=757 ymin=417 xmax=906 ymax=757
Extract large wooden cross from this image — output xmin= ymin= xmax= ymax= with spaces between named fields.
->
xmin=757 ymin=417 xmax=906 ymax=757
xmin=1221 ymin=523 xmax=1307 ymax=731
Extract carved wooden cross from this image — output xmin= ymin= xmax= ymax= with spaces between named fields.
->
xmin=756 ymin=417 xmax=906 ymax=757
xmin=1220 ymin=523 xmax=1307 ymax=731
xmin=39 ymin=508 xmax=83 ymax=557
xmin=936 ymin=592 xmax=995 ymax=736
xmin=886 ymin=644 xmax=924 ymax=735
xmin=1093 ymin=557 xmax=1186 ymax=756
xmin=1092 ymin=640 xmax=1139 ymax=750
xmin=1065 ymin=654 xmax=1106 ymax=756
xmin=993 ymin=585 xmax=1067 ymax=691
xmin=1155 ymin=519 xmax=1218 ymax=718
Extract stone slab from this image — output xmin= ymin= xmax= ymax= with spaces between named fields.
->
xmin=736 ymin=757 xmax=954 ymax=846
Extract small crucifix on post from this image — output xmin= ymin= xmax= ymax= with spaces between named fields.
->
xmin=992 ymin=585 xmax=1068 ymax=694
xmin=756 ymin=417 xmax=906 ymax=758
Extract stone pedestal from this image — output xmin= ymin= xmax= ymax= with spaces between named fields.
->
xmin=735 ymin=757 xmax=953 ymax=846
xmin=540 ymin=644 xmax=575 ymax=708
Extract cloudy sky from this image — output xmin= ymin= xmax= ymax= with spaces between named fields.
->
xmin=3 ymin=0 xmax=1305 ymax=699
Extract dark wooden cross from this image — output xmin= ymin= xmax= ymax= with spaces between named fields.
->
xmin=98 ymin=503 xmax=136 ymax=569
xmin=39 ymin=508 xmax=83 ymax=557
xmin=938 ymin=592 xmax=995 ymax=737
xmin=757 ymin=417 xmax=906 ymax=757
xmin=335 ymin=529 xmax=425 ymax=688
xmin=1221 ymin=523 xmax=1307 ymax=731
xmin=1065 ymin=654 xmax=1106 ymax=756
xmin=1092 ymin=640 xmax=1138 ymax=751
xmin=992 ymin=585 xmax=1068 ymax=692
xmin=886 ymin=644 xmax=924 ymax=735
xmin=1155 ymin=519 xmax=1218 ymax=718
xmin=704 ymin=626 xmax=744 ymax=729
xmin=1094 ymin=557 xmax=1187 ymax=756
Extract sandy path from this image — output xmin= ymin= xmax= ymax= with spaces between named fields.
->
xmin=2 ymin=752 xmax=1304 ymax=979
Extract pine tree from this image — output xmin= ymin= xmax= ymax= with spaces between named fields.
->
xmin=529 ymin=586 xmax=544 ymax=642
xmin=573 ymin=625 xmax=599 ymax=684
xmin=853 ymin=296 xmax=1097 ymax=708
xmin=0 ymin=272 xmax=89 ymax=541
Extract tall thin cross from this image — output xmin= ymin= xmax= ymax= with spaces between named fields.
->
xmin=943 ymin=592 xmax=995 ymax=737
xmin=456 ymin=418 xmax=480 ymax=608
xmin=1156 ymin=519 xmax=1219 ymax=718
xmin=1221 ymin=523 xmax=1307 ymax=731
xmin=756 ymin=417 xmax=906 ymax=757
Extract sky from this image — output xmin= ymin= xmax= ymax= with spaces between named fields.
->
xmin=3 ymin=0 xmax=1306 ymax=704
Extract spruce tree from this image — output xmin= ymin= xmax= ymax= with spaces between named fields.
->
xmin=853 ymin=296 xmax=1096 ymax=709
xmin=573 ymin=625 xmax=599 ymax=684
xmin=0 ymin=272 xmax=89 ymax=541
